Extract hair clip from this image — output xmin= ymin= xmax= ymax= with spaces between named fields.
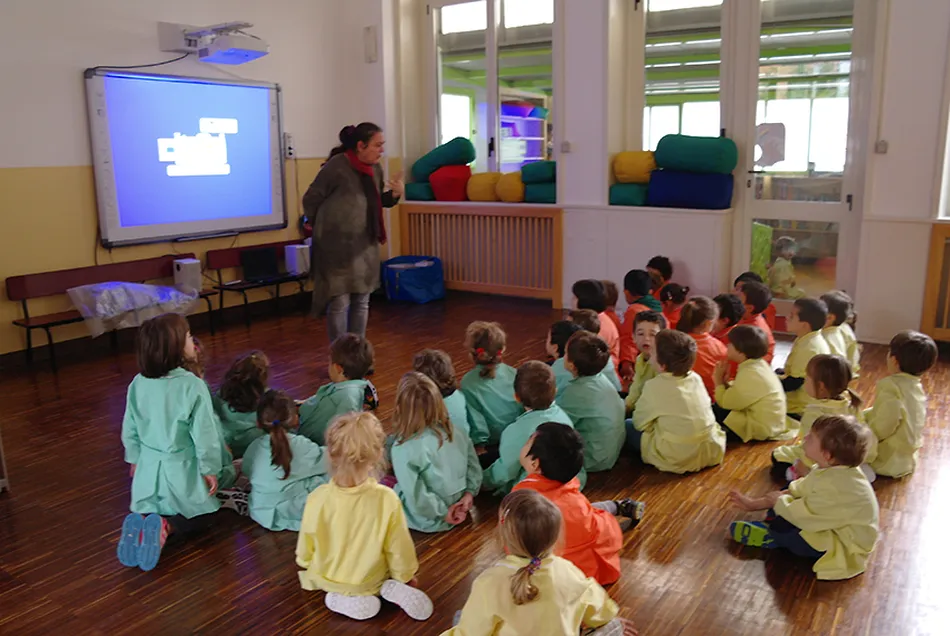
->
xmin=475 ymin=347 xmax=486 ymax=356
xmin=526 ymin=556 xmax=542 ymax=574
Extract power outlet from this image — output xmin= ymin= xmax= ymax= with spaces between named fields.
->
xmin=284 ymin=132 xmax=296 ymax=158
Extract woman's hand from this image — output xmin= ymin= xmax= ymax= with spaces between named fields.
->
xmin=386 ymin=171 xmax=405 ymax=198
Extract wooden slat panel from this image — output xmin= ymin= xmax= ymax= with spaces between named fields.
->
xmin=921 ymin=224 xmax=950 ymax=342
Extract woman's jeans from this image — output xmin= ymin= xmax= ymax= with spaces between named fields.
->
xmin=327 ymin=293 xmax=371 ymax=343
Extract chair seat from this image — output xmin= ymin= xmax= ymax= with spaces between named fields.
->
xmin=13 ymin=310 xmax=84 ymax=329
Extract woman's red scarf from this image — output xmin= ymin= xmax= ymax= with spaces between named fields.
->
xmin=345 ymin=150 xmax=387 ymax=244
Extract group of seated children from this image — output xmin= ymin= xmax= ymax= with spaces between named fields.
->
xmin=114 ymin=253 xmax=939 ymax=632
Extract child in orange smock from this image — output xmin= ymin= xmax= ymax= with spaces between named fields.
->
xmin=572 ymin=279 xmax=620 ymax=368
xmin=736 ymin=281 xmax=776 ymax=364
xmin=712 ymin=293 xmax=746 ymax=346
xmin=677 ymin=296 xmax=728 ymax=400
xmin=734 ymin=272 xmax=777 ymax=331
xmin=659 ymin=283 xmax=690 ymax=330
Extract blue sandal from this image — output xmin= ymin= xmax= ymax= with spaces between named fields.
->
xmin=138 ymin=513 xmax=165 ymax=571
xmin=117 ymin=513 xmax=144 ymax=567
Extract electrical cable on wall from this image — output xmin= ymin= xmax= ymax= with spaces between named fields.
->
xmin=88 ymin=52 xmax=192 ymax=72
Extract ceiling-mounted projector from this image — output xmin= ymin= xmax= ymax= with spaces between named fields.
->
xmin=158 ymin=21 xmax=269 ymax=65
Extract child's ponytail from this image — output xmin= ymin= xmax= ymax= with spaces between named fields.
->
xmin=845 ymin=388 xmax=863 ymax=411
xmin=511 ymin=557 xmax=542 ymax=605
xmin=495 ymin=490 xmax=563 ymax=606
xmin=676 ymin=296 xmax=717 ymax=335
xmin=257 ymin=389 xmax=297 ymax=480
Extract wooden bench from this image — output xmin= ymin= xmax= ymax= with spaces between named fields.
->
xmin=5 ymin=253 xmax=217 ymax=370
xmin=206 ymin=240 xmax=309 ymax=327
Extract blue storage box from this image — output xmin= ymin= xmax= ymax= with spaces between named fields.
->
xmin=382 ymin=256 xmax=446 ymax=304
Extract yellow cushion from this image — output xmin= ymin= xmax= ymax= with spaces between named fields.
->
xmin=496 ymin=171 xmax=525 ymax=203
xmin=467 ymin=172 xmax=502 ymax=202
xmin=613 ymin=151 xmax=656 ymax=184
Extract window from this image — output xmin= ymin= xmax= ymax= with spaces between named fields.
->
xmin=440 ymin=1 xmax=486 ymax=35
xmin=504 ymin=0 xmax=553 ymax=28
xmin=440 ymin=93 xmax=473 ymax=146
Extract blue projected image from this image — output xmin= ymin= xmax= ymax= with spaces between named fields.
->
xmin=103 ymin=75 xmax=273 ymax=228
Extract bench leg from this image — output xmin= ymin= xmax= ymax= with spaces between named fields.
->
xmin=109 ymin=329 xmax=119 ymax=354
xmin=204 ymin=296 xmax=216 ymax=335
xmin=25 ymin=328 xmax=34 ymax=365
xmin=275 ymin=283 xmax=282 ymax=316
xmin=242 ymin=292 xmax=250 ymax=328
xmin=44 ymin=327 xmax=57 ymax=372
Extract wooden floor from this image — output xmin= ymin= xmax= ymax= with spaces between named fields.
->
xmin=2 ymin=292 xmax=949 ymax=636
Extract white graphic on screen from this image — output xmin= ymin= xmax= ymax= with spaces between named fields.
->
xmin=157 ymin=118 xmax=238 ymax=177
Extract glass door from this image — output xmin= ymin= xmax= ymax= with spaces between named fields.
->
xmin=741 ymin=0 xmax=858 ymax=304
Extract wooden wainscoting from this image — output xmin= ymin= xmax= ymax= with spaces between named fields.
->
xmin=399 ymin=203 xmax=564 ymax=307
xmin=922 ymin=222 xmax=950 ymax=342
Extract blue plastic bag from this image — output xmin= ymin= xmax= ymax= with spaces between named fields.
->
xmin=382 ymin=256 xmax=446 ymax=304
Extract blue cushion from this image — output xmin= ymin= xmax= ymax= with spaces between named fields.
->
xmin=646 ymin=170 xmax=734 ymax=210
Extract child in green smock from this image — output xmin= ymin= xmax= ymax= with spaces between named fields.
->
xmin=557 ymin=332 xmax=626 ymax=472
xmin=460 ymin=321 xmax=524 ymax=447
xmin=483 ymin=361 xmax=577 ymax=495
xmin=117 ymin=314 xmax=224 ymax=572
xmin=779 ymin=298 xmax=832 ymax=417
xmin=547 ymin=320 xmax=621 ymax=397
xmin=213 ymin=350 xmax=270 ymax=458
xmin=243 ymin=390 xmax=329 ymax=532
xmin=412 ymin=349 xmax=475 ymax=438
xmin=298 ymin=334 xmax=379 ymax=445
xmin=389 ymin=372 xmax=482 ymax=532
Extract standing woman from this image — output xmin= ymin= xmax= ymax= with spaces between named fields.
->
xmin=303 ymin=123 xmax=403 ymax=342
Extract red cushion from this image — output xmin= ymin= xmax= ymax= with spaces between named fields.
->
xmin=429 ymin=165 xmax=472 ymax=202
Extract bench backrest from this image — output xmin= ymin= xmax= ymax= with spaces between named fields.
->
xmin=206 ymin=240 xmax=303 ymax=271
xmin=5 ymin=253 xmax=195 ymax=301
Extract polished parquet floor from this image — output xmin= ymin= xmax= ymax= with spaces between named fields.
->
xmin=1 ymin=292 xmax=949 ymax=636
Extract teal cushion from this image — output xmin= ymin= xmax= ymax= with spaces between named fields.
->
xmin=405 ymin=182 xmax=435 ymax=201
xmin=411 ymin=137 xmax=477 ymax=183
xmin=654 ymin=134 xmax=738 ymax=174
xmin=524 ymin=182 xmax=556 ymax=204
xmin=521 ymin=160 xmax=556 ymax=184
xmin=609 ymin=183 xmax=649 ymax=206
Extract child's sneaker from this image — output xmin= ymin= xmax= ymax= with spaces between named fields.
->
xmin=615 ymin=499 xmax=646 ymax=529
xmin=587 ymin=618 xmax=627 ymax=635
xmin=730 ymin=520 xmax=775 ymax=549
xmin=138 ymin=514 xmax=169 ymax=571
xmin=380 ymin=579 xmax=434 ymax=621
xmin=117 ymin=513 xmax=144 ymax=567
xmin=216 ymin=489 xmax=250 ymax=516
xmin=859 ymin=463 xmax=877 ymax=483
xmin=325 ymin=593 xmax=381 ymax=620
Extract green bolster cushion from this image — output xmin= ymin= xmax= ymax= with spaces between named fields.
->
xmin=411 ymin=137 xmax=477 ymax=183
xmin=521 ymin=160 xmax=556 ymax=184
xmin=524 ymin=182 xmax=556 ymax=204
xmin=405 ymin=182 xmax=435 ymax=201
xmin=654 ymin=134 xmax=738 ymax=174
xmin=609 ymin=183 xmax=649 ymax=206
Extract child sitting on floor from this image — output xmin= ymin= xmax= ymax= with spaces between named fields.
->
xmin=779 ymin=298 xmax=832 ymax=418
xmin=631 ymin=330 xmax=726 ymax=474
xmin=572 ymin=279 xmax=620 ymax=368
xmin=413 ymin=349 xmax=474 ymax=438
xmin=548 ymin=318 xmax=620 ymax=396
xmin=602 ymin=279 xmax=623 ymax=334
xmin=712 ymin=325 xmax=790 ymax=443
xmin=569 ymin=309 xmax=622 ymax=391
xmin=676 ymin=296 xmax=728 ymax=400
xmin=483 ymin=361 xmax=575 ymax=495
xmin=624 ymin=310 xmax=666 ymax=415
xmin=118 ymin=314 xmax=224 ymax=572
xmin=243 ymin=390 xmax=329 ymax=532
xmin=390 ymin=372 xmax=482 ymax=533
xmin=729 ymin=414 xmax=880 ymax=581
xmin=768 ymin=236 xmax=806 ymax=299
xmin=445 ymin=490 xmax=638 ymax=636
xmin=619 ymin=269 xmax=663 ymax=383
xmin=820 ymin=290 xmax=861 ymax=376
xmin=659 ymin=283 xmax=690 ymax=330
xmin=647 ymin=255 xmax=674 ymax=291
xmin=214 ymin=351 xmax=269 ymax=459
xmin=712 ymin=293 xmax=746 ymax=345
xmin=296 ymin=412 xmax=433 ymax=622
xmin=734 ymin=271 xmax=777 ymax=330
xmin=772 ymin=354 xmax=869 ymax=484
xmin=557 ymin=332 xmax=626 ymax=472
xmin=460 ymin=321 xmax=524 ymax=448
xmin=298 ymin=334 xmax=378 ymax=445
xmin=866 ymin=330 xmax=938 ymax=478
xmin=736 ymin=281 xmax=776 ymax=363
xmin=513 ymin=423 xmax=645 ymax=585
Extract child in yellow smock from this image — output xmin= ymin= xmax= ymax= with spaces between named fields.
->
xmin=631 ymin=330 xmax=726 ymax=474
xmin=729 ymin=414 xmax=880 ymax=581
xmin=296 ymin=412 xmax=433 ymax=622
xmin=390 ymin=372 xmax=482 ymax=533
xmin=768 ymin=236 xmax=806 ymax=299
xmin=413 ymin=349 xmax=475 ymax=438
xmin=444 ymin=489 xmax=638 ymax=636
xmin=866 ymin=330 xmax=938 ymax=478
xmin=460 ymin=321 xmax=524 ymax=447
xmin=779 ymin=298 xmax=832 ymax=416
xmin=298 ymin=334 xmax=379 ymax=445
xmin=557 ymin=332 xmax=626 ymax=472
xmin=712 ymin=325 xmax=790 ymax=442
xmin=213 ymin=351 xmax=269 ymax=459
xmin=117 ymin=314 xmax=223 ymax=572
xmin=624 ymin=310 xmax=665 ymax=416
xmin=820 ymin=290 xmax=861 ymax=376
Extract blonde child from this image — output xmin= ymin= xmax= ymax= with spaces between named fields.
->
xmin=659 ymin=283 xmax=690 ymax=330
xmin=513 ymin=423 xmax=644 ymax=586
xmin=601 ymin=280 xmax=623 ymax=335
xmin=712 ymin=325 xmax=790 ymax=442
xmin=390 ymin=372 xmax=482 ymax=533
xmin=214 ymin=351 xmax=269 ymax=458
xmin=631 ymin=330 xmax=726 ymax=474
xmin=243 ymin=390 xmax=329 ymax=532
xmin=299 ymin=334 xmax=379 ymax=445
xmin=618 ymin=269 xmax=662 ymax=383
xmin=571 ymin=279 xmax=620 ymax=367
xmin=460 ymin=321 xmax=523 ymax=447
xmin=768 ymin=236 xmax=806 ymax=299
xmin=567 ymin=310 xmax=622 ymax=391
xmin=735 ymin=281 xmax=775 ymax=363
xmin=557 ymin=332 xmax=626 ymax=472
xmin=413 ymin=349 xmax=473 ymax=438
xmin=118 ymin=314 xmax=223 ymax=572
xmin=712 ymin=293 xmax=746 ymax=345
xmin=820 ymin=290 xmax=861 ymax=375
xmin=483 ymin=361 xmax=575 ymax=495
xmin=866 ymin=330 xmax=938 ymax=478
xmin=444 ymin=490 xmax=638 ymax=636
xmin=676 ymin=296 xmax=728 ymax=400
xmin=296 ymin=412 xmax=433 ymax=621
xmin=624 ymin=311 xmax=666 ymax=416
xmin=729 ymin=415 xmax=880 ymax=581
xmin=779 ymin=298 xmax=832 ymax=417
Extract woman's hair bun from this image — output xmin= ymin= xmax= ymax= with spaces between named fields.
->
xmin=339 ymin=125 xmax=358 ymax=145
